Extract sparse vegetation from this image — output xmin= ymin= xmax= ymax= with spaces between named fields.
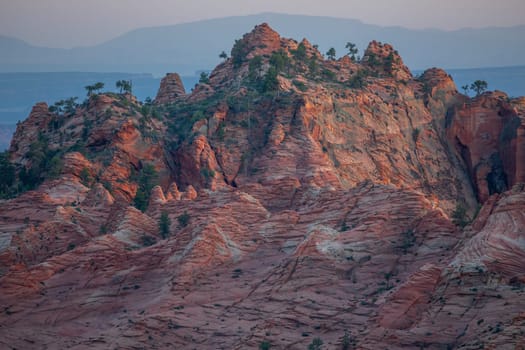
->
xmin=116 ymin=80 xmax=132 ymax=94
xmin=341 ymin=331 xmax=352 ymax=350
xmin=400 ymin=229 xmax=416 ymax=254
xmin=308 ymin=337 xmax=323 ymax=350
xmin=262 ymin=67 xmax=279 ymax=93
xmin=470 ymin=80 xmax=488 ymax=96
xmin=345 ymin=70 xmax=368 ymax=89
xmin=199 ymin=72 xmax=210 ymax=84
xmin=200 ymin=168 xmax=216 ymax=181
xmin=132 ymin=163 xmax=158 ymax=212
xmin=248 ymin=55 xmax=264 ymax=86
xmin=452 ymin=203 xmax=470 ymax=228
xmin=19 ymin=133 xmax=63 ymax=190
xmin=259 ymin=340 xmax=271 ymax=350
xmin=85 ymin=82 xmax=105 ymax=97
xmin=345 ymin=42 xmax=358 ymax=61
xmin=177 ymin=212 xmax=190 ymax=228
xmin=366 ymin=53 xmax=380 ymax=67
xmin=79 ymin=167 xmax=92 ymax=187
xmin=231 ymin=39 xmax=247 ymax=68
xmin=308 ymin=57 xmax=319 ymax=77
xmin=140 ymin=235 xmax=157 ymax=247
xmin=0 ymin=151 xmax=16 ymax=199
xmin=384 ymin=52 xmax=397 ymax=73
xmin=292 ymin=42 xmax=308 ymax=61
xmin=270 ymin=49 xmax=290 ymax=73
xmin=412 ymin=128 xmax=421 ymax=142
xmin=321 ymin=68 xmax=336 ymax=81
xmin=340 ymin=220 xmax=350 ymax=232
xmin=326 ymin=47 xmax=336 ymax=60
xmin=48 ymin=97 xmax=79 ymax=115
xmin=159 ymin=211 xmax=171 ymax=239
xmin=292 ymin=80 xmax=308 ymax=92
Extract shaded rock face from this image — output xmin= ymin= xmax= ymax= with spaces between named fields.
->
xmin=1 ymin=24 xmax=525 ymax=350
xmin=448 ymin=92 xmax=525 ymax=202
xmin=9 ymin=102 xmax=54 ymax=163
xmin=154 ymin=72 xmax=185 ymax=104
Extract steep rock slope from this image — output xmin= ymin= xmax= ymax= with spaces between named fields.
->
xmin=0 ymin=24 xmax=524 ymax=349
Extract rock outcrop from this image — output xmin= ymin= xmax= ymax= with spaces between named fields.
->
xmin=0 ymin=23 xmax=524 ymax=349
xmin=448 ymin=91 xmax=525 ymax=202
xmin=8 ymin=102 xmax=54 ymax=163
xmin=154 ymin=72 xmax=186 ymax=104
xmin=362 ymin=40 xmax=412 ymax=81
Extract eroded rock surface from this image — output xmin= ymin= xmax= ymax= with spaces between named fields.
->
xmin=155 ymin=72 xmax=186 ymax=104
xmin=0 ymin=23 xmax=524 ymax=349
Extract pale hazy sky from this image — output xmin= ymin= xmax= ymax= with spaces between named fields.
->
xmin=1 ymin=0 xmax=524 ymax=48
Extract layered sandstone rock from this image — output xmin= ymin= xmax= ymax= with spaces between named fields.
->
xmin=448 ymin=91 xmax=525 ymax=202
xmin=8 ymin=102 xmax=54 ymax=163
xmin=0 ymin=23 xmax=524 ymax=350
xmin=362 ymin=40 xmax=412 ymax=81
xmin=155 ymin=72 xmax=186 ymax=104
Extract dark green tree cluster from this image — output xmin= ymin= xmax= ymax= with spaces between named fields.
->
xmin=248 ymin=55 xmax=264 ymax=82
xmin=270 ymin=49 xmax=290 ymax=72
xmin=199 ymin=71 xmax=210 ymax=84
xmin=326 ymin=47 xmax=337 ymax=60
xmin=345 ymin=42 xmax=358 ymax=61
xmin=79 ymin=167 xmax=93 ymax=187
xmin=452 ymin=203 xmax=470 ymax=228
xmin=262 ymin=67 xmax=279 ymax=92
xmin=85 ymin=82 xmax=105 ymax=97
xmin=133 ymin=163 xmax=158 ymax=212
xmin=116 ymin=80 xmax=132 ymax=94
xmin=19 ymin=134 xmax=63 ymax=191
xmin=159 ymin=211 xmax=171 ymax=239
xmin=366 ymin=53 xmax=381 ymax=67
xmin=259 ymin=341 xmax=271 ymax=350
xmin=470 ymin=80 xmax=488 ymax=96
xmin=231 ymin=39 xmax=247 ymax=68
xmin=308 ymin=337 xmax=323 ymax=350
xmin=48 ymin=97 xmax=78 ymax=115
xmin=246 ymin=52 xmax=284 ymax=93
xmin=461 ymin=80 xmax=488 ymax=97
xmin=0 ymin=151 xmax=16 ymax=199
xmin=345 ymin=69 xmax=368 ymax=89
xmin=384 ymin=52 xmax=397 ymax=72
xmin=0 ymin=134 xmax=67 ymax=198
xmin=177 ymin=211 xmax=190 ymax=228
xmin=292 ymin=42 xmax=308 ymax=62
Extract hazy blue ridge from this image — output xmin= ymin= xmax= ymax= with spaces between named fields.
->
xmin=1 ymin=13 xmax=524 ymax=150
xmin=1 ymin=13 xmax=524 ymax=76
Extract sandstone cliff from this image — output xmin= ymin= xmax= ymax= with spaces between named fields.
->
xmin=0 ymin=24 xmax=524 ymax=349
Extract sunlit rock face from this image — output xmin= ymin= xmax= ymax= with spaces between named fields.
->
xmin=1 ymin=23 xmax=524 ymax=349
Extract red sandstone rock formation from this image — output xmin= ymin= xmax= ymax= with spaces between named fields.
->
xmin=155 ymin=72 xmax=186 ymax=104
xmin=448 ymin=92 xmax=525 ymax=202
xmin=0 ymin=24 xmax=524 ymax=350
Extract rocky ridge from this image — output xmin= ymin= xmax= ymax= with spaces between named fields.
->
xmin=0 ymin=23 xmax=524 ymax=349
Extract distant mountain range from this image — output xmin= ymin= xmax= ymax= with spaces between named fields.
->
xmin=1 ymin=13 xmax=525 ymax=76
